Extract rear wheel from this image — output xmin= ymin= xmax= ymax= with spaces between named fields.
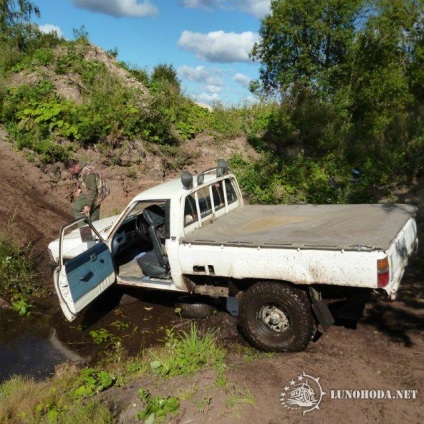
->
xmin=239 ymin=281 xmax=314 ymax=352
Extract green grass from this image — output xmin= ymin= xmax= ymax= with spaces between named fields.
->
xmin=149 ymin=323 xmax=226 ymax=378
xmin=0 ymin=219 xmax=46 ymax=302
xmin=135 ymin=388 xmax=180 ymax=423
xmin=0 ymin=367 xmax=114 ymax=424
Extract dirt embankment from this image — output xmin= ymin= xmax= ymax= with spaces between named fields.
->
xmin=0 ymin=128 xmax=72 ymax=280
xmin=0 ymin=126 xmax=423 ymax=423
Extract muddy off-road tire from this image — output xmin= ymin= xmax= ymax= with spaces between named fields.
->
xmin=239 ymin=282 xmax=315 ymax=352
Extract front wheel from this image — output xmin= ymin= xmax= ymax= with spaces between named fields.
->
xmin=238 ymin=282 xmax=315 ymax=352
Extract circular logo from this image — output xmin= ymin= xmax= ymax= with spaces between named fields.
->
xmin=280 ymin=371 xmax=325 ymax=415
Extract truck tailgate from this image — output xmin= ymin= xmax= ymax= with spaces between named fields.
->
xmin=183 ymin=204 xmax=417 ymax=252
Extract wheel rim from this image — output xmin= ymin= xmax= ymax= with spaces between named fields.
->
xmin=258 ymin=304 xmax=290 ymax=333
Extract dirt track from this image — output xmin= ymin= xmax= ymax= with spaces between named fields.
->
xmin=0 ymin=131 xmax=423 ymax=423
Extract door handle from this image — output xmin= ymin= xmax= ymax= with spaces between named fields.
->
xmin=79 ymin=271 xmax=94 ymax=282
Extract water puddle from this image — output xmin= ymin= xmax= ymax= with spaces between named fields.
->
xmin=0 ymin=308 xmax=83 ymax=383
xmin=0 ymin=289 xmax=240 ymax=384
xmin=0 ymin=289 xmax=184 ymax=383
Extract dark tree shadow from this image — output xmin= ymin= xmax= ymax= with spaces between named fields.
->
xmin=322 ymin=258 xmax=424 ymax=348
xmin=327 ymin=290 xmax=370 ymax=330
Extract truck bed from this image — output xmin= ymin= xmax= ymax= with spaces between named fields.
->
xmin=183 ymin=204 xmax=417 ymax=251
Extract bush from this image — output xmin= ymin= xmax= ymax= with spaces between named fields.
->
xmin=150 ymin=63 xmax=180 ymax=93
xmin=229 ymin=150 xmax=374 ymax=206
xmin=0 ymin=220 xmax=46 ymax=300
xmin=0 ymin=40 xmax=22 ymax=75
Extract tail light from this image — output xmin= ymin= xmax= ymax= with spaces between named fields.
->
xmin=377 ymin=257 xmax=390 ymax=288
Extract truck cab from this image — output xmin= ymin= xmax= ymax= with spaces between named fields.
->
xmin=51 ymin=160 xmax=242 ymax=321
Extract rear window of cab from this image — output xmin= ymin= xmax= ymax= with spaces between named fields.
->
xmin=184 ymin=178 xmax=238 ymax=226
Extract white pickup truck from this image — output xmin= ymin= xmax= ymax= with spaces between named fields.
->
xmin=48 ymin=160 xmax=418 ymax=352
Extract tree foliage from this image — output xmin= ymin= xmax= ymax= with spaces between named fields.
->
xmin=150 ymin=63 xmax=181 ymax=94
xmin=0 ymin=0 xmax=40 ymax=32
xmin=251 ymin=0 xmax=366 ymax=98
xmin=249 ymin=0 xmax=424 ymax=190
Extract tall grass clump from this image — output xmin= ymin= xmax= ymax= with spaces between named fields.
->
xmin=207 ymin=102 xmax=244 ymax=139
xmin=149 ymin=323 xmax=226 ymax=378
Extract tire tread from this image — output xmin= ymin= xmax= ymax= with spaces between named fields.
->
xmin=239 ymin=281 xmax=314 ymax=352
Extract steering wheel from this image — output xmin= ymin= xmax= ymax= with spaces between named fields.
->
xmin=135 ymin=213 xmax=150 ymax=241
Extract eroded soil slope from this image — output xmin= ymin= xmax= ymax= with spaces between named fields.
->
xmin=0 ymin=129 xmax=72 ymax=279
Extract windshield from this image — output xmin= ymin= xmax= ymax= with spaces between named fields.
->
xmin=124 ymin=201 xmax=160 ymax=221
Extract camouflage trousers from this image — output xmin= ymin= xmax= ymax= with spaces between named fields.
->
xmin=72 ymin=194 xmax=100 ymax=221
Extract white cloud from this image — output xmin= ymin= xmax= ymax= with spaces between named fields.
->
xmin=198 ymin=92 xmax=220 ymax=104
xmin=71 ymin=0 xmax=158 ymax=18
xmin=206 ymin=84 xmax=222 ymax=94
xmin=180 ymin=0 xmax=270 ymax=19
xmin=178 ymin=65 xmax=210 ymax=83
xmin=233 ymin=72 xmax=250 ymax=88
xmin=178 ymin=65 xmax=224 ymax=87
xmin=232 ymin=0 xmax=270 ymax=19
xmin=38 ymin=24 xmax=64 ymax=38
xmin=178 ymin=30 xmax=259 ymax=63
xmin=178 ymin=65 xmax=225 ymax=104
xmin=180 ymin=0 xmax=215 ymax=10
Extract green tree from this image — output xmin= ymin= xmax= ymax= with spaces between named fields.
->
xmin=352 ymin=0 xmax=420 ymax=120
xmin=345 ymin=0 xmax=424 ymax=178
xmin=250 ymin=0 xmax=366 ymax=99
xmin=0 ymin=0 xmax=40 ymax=32
xmin=151 ymin=63 xmax=181 ymax=93
xmin=250 ymin=0 xmax=424 ymax=188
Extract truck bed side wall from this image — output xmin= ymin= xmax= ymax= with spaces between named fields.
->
xmin=178 ymin=243 xmax=384 ymax=288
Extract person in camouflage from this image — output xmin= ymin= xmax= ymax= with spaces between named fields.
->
xmin=64 ymin=158 xmax=110 ymax=221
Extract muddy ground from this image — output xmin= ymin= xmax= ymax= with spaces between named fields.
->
xmin=0 ymin=130 xmax=423 ymax=423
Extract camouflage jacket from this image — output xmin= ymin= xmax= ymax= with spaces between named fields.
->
xmin=77 ymin=162 xmax=110 ymax=207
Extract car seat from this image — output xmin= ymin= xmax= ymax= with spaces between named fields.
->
xmin=137 ymin=205 xmax=169 ymax=278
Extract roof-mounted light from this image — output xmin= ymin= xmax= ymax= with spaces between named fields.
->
xmin=183 ymin=160 xmax=229 ymax=187
xmin=181 ymin=171 xmax=193 ymax=190
xmin=197 ymin=174 xmax=205 ymax=185
xmin=216 ymin=159 xmax=228 ymax=177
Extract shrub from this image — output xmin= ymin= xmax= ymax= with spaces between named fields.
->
xmin=0 ymin=219 xmax=47 ymax=300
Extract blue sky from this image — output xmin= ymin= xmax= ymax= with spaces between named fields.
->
xmin=32 ymin=0 xmax=272 ymax=106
